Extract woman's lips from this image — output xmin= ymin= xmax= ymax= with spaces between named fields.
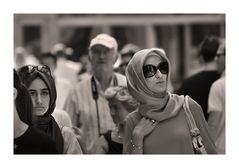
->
xmin=35 ymin=107 xmax=44 ymax=110
xmin=156 ymin=81 xmax=164 ymax=84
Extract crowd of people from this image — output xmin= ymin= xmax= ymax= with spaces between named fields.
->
xmin=14 ymin=33 xmax=225 ymax=154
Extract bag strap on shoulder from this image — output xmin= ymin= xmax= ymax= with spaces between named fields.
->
xmin=183 ymin=95 xmax=207 ymax=154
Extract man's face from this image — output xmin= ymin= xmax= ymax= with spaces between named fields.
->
xmin=89 ymin=45 xmax=115 ymax=70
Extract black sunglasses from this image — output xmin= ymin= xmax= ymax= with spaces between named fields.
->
xmin=20 ymin=65 xmax=51 ymax=76
xmin=143 ymin=62 xmax=169 ymax=78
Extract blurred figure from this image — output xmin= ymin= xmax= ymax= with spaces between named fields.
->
xmin=14 ymin=47 xmax=27 ymax=69
xmin=65 ymin=47 xmax=75 ymax=60
xmin=114 ymin=43 xmax=141 ymax=75
xmin=52 ymin=43 xmax=81 ymax=85
xmin=14 ymin=46 xmax=39 ymax=69
xmin=18 ymin=65 xmax=83 ymax=154
xmin=215 ymin=38 xmax=225 ymax=74
xmin=123 ymin=48 xmax=216 ymax=154
xmin=207 ymin=40 xmax=225 ymax=154
xmin=207 ymin=76 xmax=225 ymax=154
xmin=14 ymin=69 xmax=58 ymax=154
xmin=39 ymin=52 xmax=71 ymax=110
xmin=64 ymin=33 xmax=127 ymax=154
xmin=177 ymin=36 xmax=221 ymax=120
xmin=77 ymin=54 xmax=92 ymax=82
xmin=104 ymin=86 xmax=138 ymax=154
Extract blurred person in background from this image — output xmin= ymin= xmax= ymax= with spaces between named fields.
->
xmin=77 ymin=54 xmax=92 ymax=82
xmin=207 ymin=39 xmax=225 ymax=154
xmin=18 ymin=65 xmax=83 ymax=154
xmin=103 ymin=86 xmax=138 ymax=154
xmin=207 ymin=76 xmax=225 ymax=154
xmin=114 ymin=43 xmax=141 ymax=75
xmin=123 ymin=48 xmax=216 ymax=154
xmin=64 ymin=33 xmax=127 ymax=154
xmin=14 ymin=47 xmax=27 ymax=69
xmin=52 ymin=43 xmax=81 ymax=85
xmin=14 ymin=46 xmax=39 ymax=69
xmin=215 ymin=38 xmax=225 ymax=74
xmin=14 ymin=69 xmax=58 ymax=154
xmin=39 ymin=52 xmax=71 ymax=110
xmin=177 ymin=36 xmax=221 ymax=120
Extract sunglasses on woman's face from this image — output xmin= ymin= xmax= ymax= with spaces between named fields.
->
xmin=20 ymin=65 xmax=51 ymax=76
xmin=143 ymin=62 xmax=169 ymax=78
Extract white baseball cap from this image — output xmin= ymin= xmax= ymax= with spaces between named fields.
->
xmin=89 ymin=33 xmax=118 ymax=51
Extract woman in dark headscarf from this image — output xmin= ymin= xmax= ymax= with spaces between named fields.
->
xmin=18 ymin=65 xmax=83 ymax=154
xmin=14 ymin=69 xmax=58 ymax=154
xmin=18 ymin=65 xmax=64 ymax=153
xmin=123 ymin=48 xmax=217 ymax=154
xmin=14 ymin=69 xmax=33 ymax=126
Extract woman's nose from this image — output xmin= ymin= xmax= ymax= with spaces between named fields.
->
xmin=155 ymin=69 xmax=163 ymax=78
xmin=36 ymin=93 xmax=42 ymax=104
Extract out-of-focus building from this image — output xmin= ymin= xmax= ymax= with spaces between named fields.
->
xmin=14 ymin=14 xmax=225 ymax=90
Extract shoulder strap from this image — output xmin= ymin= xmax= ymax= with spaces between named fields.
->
xmin=183 ymin=95 xmax=207 ymax=154
xmin=183 ymin=96 xmax=199 ymax=135
xmin=113 ymin=74 xmax=118 ymax=86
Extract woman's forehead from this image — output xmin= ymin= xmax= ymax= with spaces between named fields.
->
xmin=144 ymin=53 xmax=164 ymax=65
xmin=29 ymin=77 xmax=48 ymax=89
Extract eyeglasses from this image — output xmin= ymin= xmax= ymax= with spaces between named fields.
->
xmin=19 ymin=65 xmax=51 ymax=76
xmin=143 ymin=62 xmax=169 ymax=78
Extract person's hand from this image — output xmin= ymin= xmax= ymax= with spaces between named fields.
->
xmin=132 ymin=117 xmax=158 ymax=141
xmin=72 ymin=126 xmax=83 ymax=137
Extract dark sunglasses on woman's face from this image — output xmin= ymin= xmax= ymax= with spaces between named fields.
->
xmin=20 ymin=65 xmax=51 ymax=76
xmin=143 ymin=62 xmax=169 ymax=78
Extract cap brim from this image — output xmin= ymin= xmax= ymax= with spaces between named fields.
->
xmin=90 ymin=42 xmax=114 ymax=49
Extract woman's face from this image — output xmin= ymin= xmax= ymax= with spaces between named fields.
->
xmin=143 ymin=55 xmax=168 ymax=96
xmin=28 ymin=78 xmax=50 ymax=116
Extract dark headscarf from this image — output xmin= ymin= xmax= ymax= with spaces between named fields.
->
xmin=126 ymin=48 xmax=185 ymax=122
xmin=17 ymin=66 xmax=64 ymax=153
xmin=14 ymin=69 xmax=33 ymax=125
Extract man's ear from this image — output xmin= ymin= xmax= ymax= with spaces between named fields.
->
xmin=88 ymin=50 xmax=92 ymax=62
xmin=14 ymin=88 xmax=18 ymax=100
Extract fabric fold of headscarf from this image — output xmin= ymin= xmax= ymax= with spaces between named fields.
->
xmin=34 ymin=115 xmax=63 ymax=153
xmin=126 ymin=48 xmax=185 ymax=122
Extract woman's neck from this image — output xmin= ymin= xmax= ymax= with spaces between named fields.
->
xmin=158 ymin=93 xmax=170 ymax=112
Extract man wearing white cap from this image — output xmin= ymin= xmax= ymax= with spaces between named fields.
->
xmin=64 ymin=33 xmax=126 ymax=154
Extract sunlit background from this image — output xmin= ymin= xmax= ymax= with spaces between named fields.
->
xmin=14 ymin=14 xmax=225 ymax=92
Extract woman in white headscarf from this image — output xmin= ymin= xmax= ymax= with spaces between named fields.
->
xmin=123 ymin=48 xmax=217 ymax=154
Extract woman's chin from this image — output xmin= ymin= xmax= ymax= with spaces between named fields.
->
xmin=154 ymin=90 xmax=167 ymax=98
xmin=34 ymin=110 xmax=46 ymax=116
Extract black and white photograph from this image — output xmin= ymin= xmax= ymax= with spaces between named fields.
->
xmin=1 ymin=0 xmax=239 ymax=168
xmin=13 ymin=13 xmax=225 ymax=154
